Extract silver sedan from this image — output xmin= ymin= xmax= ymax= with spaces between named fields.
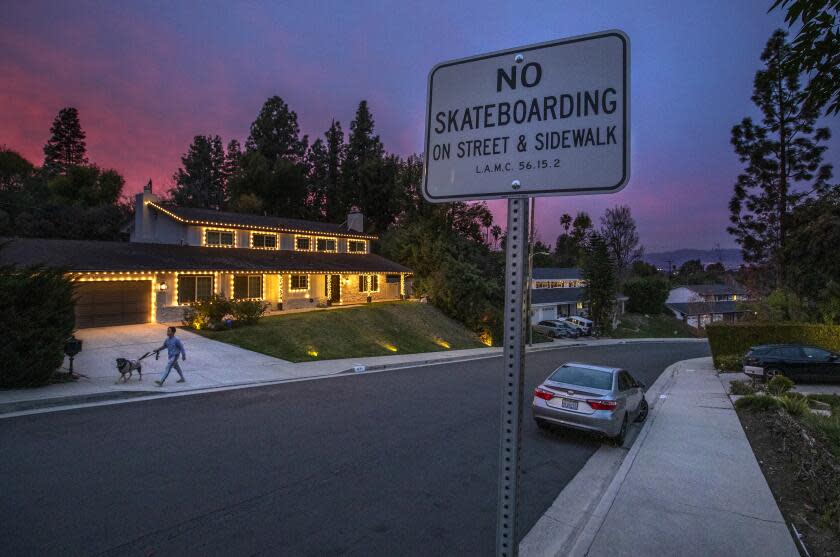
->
xmin=532 ymin=362 xmax=648 ymax=445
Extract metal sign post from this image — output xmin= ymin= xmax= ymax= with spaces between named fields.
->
xmin=422 ymin=29 xmax=629 ymax=557
xmin=496 ymin=197 xmax=529 ymax=557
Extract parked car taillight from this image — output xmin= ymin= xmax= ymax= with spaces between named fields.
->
xmin=534 ymin=388 xmax=554 ymax=401
xmin=587 ymin=399 xmax=617 ymax=411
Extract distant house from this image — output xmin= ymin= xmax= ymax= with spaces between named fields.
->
xmin=0 ymin=183 xmax=411 ymax=328
xmin=665 ymin=284 xmax=749 ymax=329
xmin=529 ymin=267 xmax=626 ymax=322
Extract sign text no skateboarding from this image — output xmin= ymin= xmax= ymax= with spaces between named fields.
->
xmin=423 ymin=31 xmax=629 ymax=201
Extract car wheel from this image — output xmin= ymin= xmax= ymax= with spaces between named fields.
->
xmin=635 ymin=398 xmax=648 ymax=423
xmin=765 ymin=368 xmax=782 ymax=381
xmin=612 ymin=414 xmax=628 ymax=447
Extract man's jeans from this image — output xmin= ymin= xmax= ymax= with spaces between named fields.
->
xmin=161 ymin=357 xmax=184 ymax=383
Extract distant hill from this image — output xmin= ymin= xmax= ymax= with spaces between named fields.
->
xmin=643 ymin=248 xmax=742 ymax=270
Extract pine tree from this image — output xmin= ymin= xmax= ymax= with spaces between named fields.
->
xmin=581 ymin=233 xmax=617 ymax=332
xmin=246 ymin=96 xmax=308 ymax=163
xmin=728 ymin=30 xmax=833 ymax=288
xmin=171 ymin=135 xmax=227 ymax=209
xmin=343 ymin=100 xmax=384 ymax=213
xmin=43 ymin=107 xmax=88 ymax=175
xmin=307 ymin=137 xmax=329 ymax=218
xmin=223 ymin=139 xmax=243 ymax=184
xmin=323 ymin=120 xmax=345 ymax=221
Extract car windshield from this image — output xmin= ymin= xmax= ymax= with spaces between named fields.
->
xmin=548 ymin=365 xmax=613 ymax=390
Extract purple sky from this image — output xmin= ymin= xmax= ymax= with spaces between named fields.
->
xmin=1 ymin=0 xmax=837 ymax=252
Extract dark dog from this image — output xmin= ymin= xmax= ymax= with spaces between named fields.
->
xmin=115 ymin=358 xmax=143 ymax=383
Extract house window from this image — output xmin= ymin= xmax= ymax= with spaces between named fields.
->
xmin=358 ymin=275 xmax=379 ymax=292
xmin=295 ymin=236 xmax=311 ymax=251
xmin=205 ymin=229 xmax=235 ymax=247
xmin=348 ymin=240 xmax=367 ymax=253
xmin=178 ymin=275 xmax=214 ymax=304
xmin=234 ymin=275 xmax=263 ymax=299
xmin=252 ymin=233 xmax=277 ymax=249
xmin=316 ymin=238 xmax=337 ymax=252
xmin=290 ymin=275 xmax=308 ymax=291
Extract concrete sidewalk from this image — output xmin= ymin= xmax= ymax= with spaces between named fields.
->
xmin=569 ymin=357 xmax=797 ymax=557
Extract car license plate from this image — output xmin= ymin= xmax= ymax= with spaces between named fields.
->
xmin=561 ymin=398 xmax=578 ymax=411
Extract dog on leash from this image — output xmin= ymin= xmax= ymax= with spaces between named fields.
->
xmin=115 ymin=357 xmax=143 ymax=383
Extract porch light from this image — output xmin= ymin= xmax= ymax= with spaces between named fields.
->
xmin=158 ymin=283 xmax=168 ymax=292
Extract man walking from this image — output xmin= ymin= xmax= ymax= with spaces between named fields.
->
xmin=154 ymin=326 xmax=186 ymax=386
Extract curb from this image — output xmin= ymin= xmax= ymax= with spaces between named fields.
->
xmin=337 ymin=341 xmax=586 ymax=374
xmin=520 ymin=357 xmax=687 ymax=557
xmin=0 ymin=339 xmax=706 ymax=418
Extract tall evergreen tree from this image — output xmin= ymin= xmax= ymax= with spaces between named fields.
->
xmin=246 ymin=96 xmax=308 ymax=163
xmin=223 ymin=139 xmax=243 ymax=183
xmin=323 ymin=120 xmax=345 ymax=221
xmin=307 ymin=137 xmax=329 ymax=218
xmin=343 ymin=101 xmax=384 ymax=215
xmin=581 ymin=233 xmax=618 ymax=332
xmin=171 ymin=135 xmax=227 ymax=209
xmin=43 ymin=107 xmax=88 ymax=175
xmin=728 ymin=29 xmax=833 ymax=287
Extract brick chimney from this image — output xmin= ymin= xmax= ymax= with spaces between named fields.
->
xmin=131 ymin=180 xmax=160 ymax=242
xmin=347 ymin=210 xmax=364 ymax=233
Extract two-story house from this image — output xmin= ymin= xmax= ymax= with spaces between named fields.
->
xmin=0 ymin=184 xmax=411 ymax=328
xmin=665 ymin=284 xmax=748 ymax=328
xmin=529 ymin=267 xmax=627 ymax=322
xmin=530 ymin=267 xmax=587 ymax=322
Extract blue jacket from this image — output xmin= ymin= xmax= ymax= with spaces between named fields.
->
xmin=161 ymin=336 xmax=186 ymax=359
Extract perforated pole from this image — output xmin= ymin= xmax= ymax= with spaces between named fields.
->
xmin=496 ymin=196 xmax=529 ymax=557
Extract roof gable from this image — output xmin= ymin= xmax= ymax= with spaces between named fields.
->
xmin=148 ymin=203 xmax=377 ymax=239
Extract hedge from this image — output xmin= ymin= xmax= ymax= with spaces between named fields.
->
xmin=706 ymin=322 xmax=840 ymax=368
xmin=0 ymin=264 xmax=75 ymax=387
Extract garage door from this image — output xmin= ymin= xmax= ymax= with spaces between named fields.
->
xmin=74 ymin=280 xmax=151 ymax=328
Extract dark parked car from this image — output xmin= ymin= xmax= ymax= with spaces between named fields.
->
xmin=742 ymin=344 xmax=840 ymax=383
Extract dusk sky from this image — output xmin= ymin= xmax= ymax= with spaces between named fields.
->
xmin=2 ymin=0 xmax=838 ymax=252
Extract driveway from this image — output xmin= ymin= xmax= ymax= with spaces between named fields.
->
xmin=1 ymin=324 xmax=308 ymax=407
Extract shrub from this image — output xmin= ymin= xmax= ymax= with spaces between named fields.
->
xmin=623 ymin=277 xmax=669 ymax=314
xmin=735 ymin=394 xmax=782 ymax=412
xmin=779 ymin=394 xmax=810 ymax=417
xmin=706 ymin=322 xmax=840 ymax=368
xmin=231 ymin=299 xmax=267 ymax=325
xmin=729 ymin=380 xmax=756 ymax=396
xmin=182 ymin=294 xmax=232 ymax=330
xmin=767 ymin=374 xmax=795 ymax=396
xmin=716 ymin=355 xmax=743 ymax=372
xmin=0 ymin=264 xmax=75 ymax=387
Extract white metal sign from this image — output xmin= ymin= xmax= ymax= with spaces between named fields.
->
xmin=423 ymin=31 xmax=629 ymax=202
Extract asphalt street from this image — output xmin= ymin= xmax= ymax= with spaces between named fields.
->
xmin=1 ymin=342 xmax=708 ymax=556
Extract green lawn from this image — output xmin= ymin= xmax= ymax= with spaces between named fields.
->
xmin=610 ymin=312 xmax=702 ymax=339
xmin=193 ymin=301 xmax=486 ymax=362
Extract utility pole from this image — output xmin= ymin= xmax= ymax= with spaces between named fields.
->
xmin=526 ymin=198 xmax=535 ymax=346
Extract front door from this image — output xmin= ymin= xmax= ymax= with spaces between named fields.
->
xmin=329 ymin=274 xmax=341 ymax=303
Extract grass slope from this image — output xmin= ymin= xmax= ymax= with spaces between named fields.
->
xmin=611 ymin=312 xmax=701 ymax=339
xmin=195 ymin=301 xmax=485 ymax=362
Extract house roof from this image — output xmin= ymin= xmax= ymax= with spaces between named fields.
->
xmin=531 ymin=287 xmax=585 ymax=305
xmin=532 ymin=267 xmax=582 ymax=280
xmin=666 ymin=301 xmax=744 ymax=315
xmin=147 ymin=202 xmax=378 ymax=239
xmin=679 ymin=283 xmax=747 ymax=296
xmin=0 ymin=237 xmax=410 ymax=274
